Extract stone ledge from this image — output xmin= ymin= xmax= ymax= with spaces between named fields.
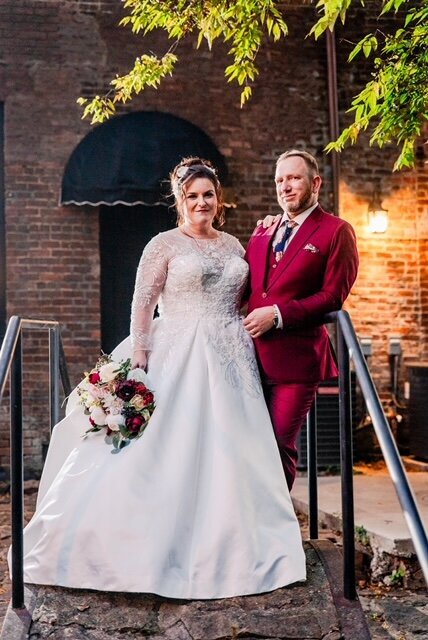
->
xmin=0 ymin=543 xmax=369 ymax=640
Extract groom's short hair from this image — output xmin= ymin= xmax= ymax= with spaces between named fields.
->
xmin=276 ymin=149 xmax=319 ymax=179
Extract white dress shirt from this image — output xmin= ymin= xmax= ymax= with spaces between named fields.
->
xmin=272 ymin=204 xmax=318 ymax=250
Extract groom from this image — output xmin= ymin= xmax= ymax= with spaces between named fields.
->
xmin=244 ymin=149 xmax=359 ymax=490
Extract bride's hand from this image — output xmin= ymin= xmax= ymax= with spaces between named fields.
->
xmin=256 ymin=214 xmax=281 ymax=228
xmin=132 ymin=350 xmax=147 ymax=371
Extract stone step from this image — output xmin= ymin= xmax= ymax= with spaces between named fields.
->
xmin=0 ymin=541 xmax=370 ymax=640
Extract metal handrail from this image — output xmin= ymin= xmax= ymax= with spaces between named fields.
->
xmin=0 ymin=316 xmax=71 ymax=609
xmin=0 ymin=317 xmax=71 ymax=404
xmin=3 ymin=311 xmax=427 ymax=607
xmin=307 ymin=310 xmax=428 ymax=598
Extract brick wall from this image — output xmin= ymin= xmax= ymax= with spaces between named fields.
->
xmin=0 ymin=0 xmax=427 ymax=472
xmin=335 ymin=4 xmax=428 ymax=414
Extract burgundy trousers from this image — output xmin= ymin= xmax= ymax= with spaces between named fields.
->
xmin=263 ymin=381 xmax=318 ymax=491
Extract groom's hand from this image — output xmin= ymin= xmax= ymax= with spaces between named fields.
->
xmin=256 ymin=214 xmax=281 ymax=228
xmin=244 ymin=307 xmax=276 ymax=338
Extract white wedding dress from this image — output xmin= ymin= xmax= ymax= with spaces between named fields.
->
xmin=19 ymin=228 xmax=306 ymax=599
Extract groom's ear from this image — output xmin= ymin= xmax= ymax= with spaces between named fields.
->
xmin=312 ymin=175 xmax=322 ymax=195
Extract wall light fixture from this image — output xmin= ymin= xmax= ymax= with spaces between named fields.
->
xmin=367 ymin=189 xmax=389 ymax=233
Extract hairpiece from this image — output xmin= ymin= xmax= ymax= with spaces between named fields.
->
xmin=176 ymin=164 xmax=216 ymax=182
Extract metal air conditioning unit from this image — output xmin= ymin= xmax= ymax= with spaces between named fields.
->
xmin=407 ymin=364 xmax=428 ymax=460
xmin=297 ymin=373 xmax=357 ymax=469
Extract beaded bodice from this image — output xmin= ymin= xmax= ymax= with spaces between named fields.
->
xmin=130 ymin=228 xmax=248 ymax=350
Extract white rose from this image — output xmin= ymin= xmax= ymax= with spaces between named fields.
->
xmin=90 ymin=406 xmax=107 ymax=426
xmin=106 ymin=413 xmax=125 ymax=432
xmin=98 ymin=362 xmax=120 ymax=382
xmin=102 ymin=392 xmax=115 ymax=408
xmin=127 ymin=368 xmax=150 ymax=386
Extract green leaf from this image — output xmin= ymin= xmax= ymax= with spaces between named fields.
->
xmin=348 ymin=41 xmax=362 ymax=62
xmin=240 ymin=85 xmax=252 ymax=106
xmin=362 ymin=38 xmax=372 ymax=57
xmin=272 ymin=22 xmax=281 ymax=40
xmin=380 ymin=0 xmax=395 ymax=15
xmin=355 ymin=104 xmax=364 ymax=120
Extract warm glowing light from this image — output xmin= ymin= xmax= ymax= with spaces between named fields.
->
xmin=367 ymin=187 xmax=389 ymax=233
xmin=367 ymin=209 xmax=389 ymax=233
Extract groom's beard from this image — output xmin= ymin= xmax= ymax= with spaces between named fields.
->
xmin=286 ymin=186 xmax=315 ymax=215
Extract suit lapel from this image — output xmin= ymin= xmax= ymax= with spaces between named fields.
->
xmin=267 ymin=206 xmax=324 ymax=289
xmin=255 ymin=218 xmax=282 ymax=289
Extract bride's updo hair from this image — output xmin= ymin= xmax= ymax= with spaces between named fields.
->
xmin=170 ymin=156 xmax=225 ymax=227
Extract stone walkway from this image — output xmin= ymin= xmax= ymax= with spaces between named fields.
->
xmin=0 ymin=482 xmax=427 ymax=639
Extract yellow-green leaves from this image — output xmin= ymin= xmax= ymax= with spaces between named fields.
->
xmin=309 ymin=0 xmax=364 ymax=39
xmin=79 ymin=0 xmax=289 ymax=116
xmin=78 ymin=0 xmax=428 ymax=171
xmin=349 ymin=34 xmax=378 ymax=61
xmin=77 ymin=53 xmax=178 ymax=124
xmin=315 ymin=0 xmax=428 ymax=170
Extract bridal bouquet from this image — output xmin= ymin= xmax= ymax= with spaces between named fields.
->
xmin=77 ymin=354 xmax=155 ymax=452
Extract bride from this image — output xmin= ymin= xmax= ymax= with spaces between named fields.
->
xmin=17 ymin=157 xmax=306 ymax=599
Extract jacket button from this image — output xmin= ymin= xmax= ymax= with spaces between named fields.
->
xmin=272 ymin=264 xmax=277 ymax=269
xmin=262 ymin=292 xmax=267 ymax=299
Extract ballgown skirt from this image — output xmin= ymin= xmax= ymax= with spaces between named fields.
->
xmin=17 ymin=315 xmax=306 ymax=599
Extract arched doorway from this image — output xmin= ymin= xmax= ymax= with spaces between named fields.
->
xmin=61 ymin=111 xmax=228 ymax=352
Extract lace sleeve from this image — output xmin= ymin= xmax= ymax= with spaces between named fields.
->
xmin=130 ymin=235 xmax=169 ymax=351
xmin=230 ymin=234 xmax=245 ymax=257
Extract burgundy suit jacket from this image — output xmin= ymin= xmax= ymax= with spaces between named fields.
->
xmin=245 ymin=205 xmax=359 ymax=384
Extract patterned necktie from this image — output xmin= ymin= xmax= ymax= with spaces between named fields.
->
xmin=273 ymin=219 xmax=298 ymax=262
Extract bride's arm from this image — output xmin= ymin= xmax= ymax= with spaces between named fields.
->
xmin=130 ymin=235 xmax=168 ymax=369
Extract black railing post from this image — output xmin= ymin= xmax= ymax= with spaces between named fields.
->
xmin=10 ymin=332 xmax=24 ymax=609
xmin=337 ymin=322 xmax=357 ymax=599
xmin=307 ymin=398 xmax=319 ymax=539
xmin=49 ymin=326 xmax=60 ymax=431
xmin=59 ymin=336 xmax=72 ymax=399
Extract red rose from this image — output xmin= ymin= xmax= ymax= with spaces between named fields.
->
xmin=89 ymin=371 xmax=101 ymax=384
xmin=143 ymin=392 xmax=154 ymax=406
xmin=131 ymin=381 xmax=147 ymax=395
xmin=126 ymin=414 xmax=145 ymax=433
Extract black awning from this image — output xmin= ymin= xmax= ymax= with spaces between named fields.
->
xmin=61 ymin=111 xmax=228 ymax=206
